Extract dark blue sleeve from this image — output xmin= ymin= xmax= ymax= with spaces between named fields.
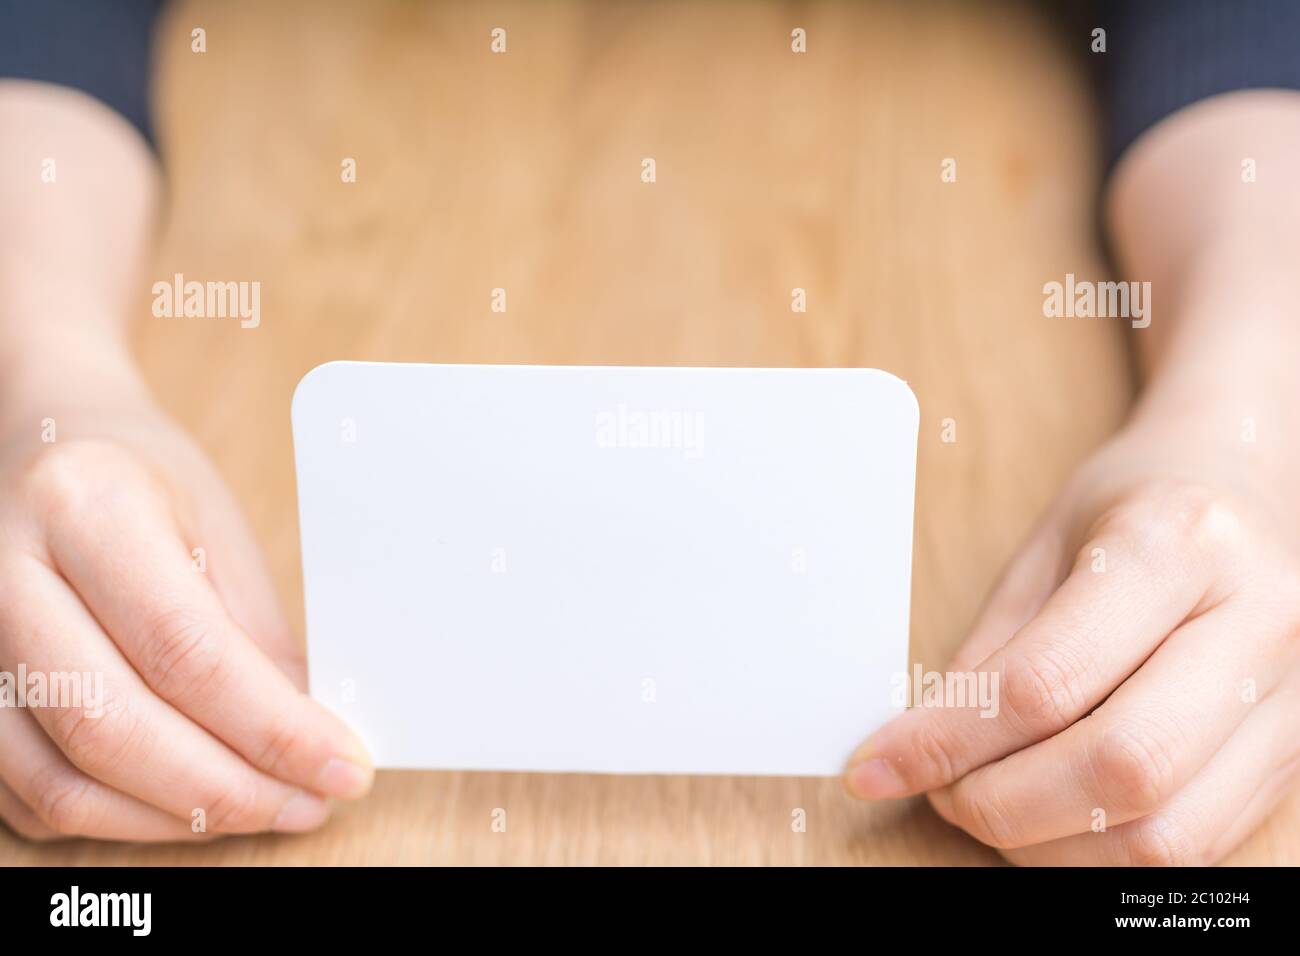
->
xmin=1099 ymin=0 xmax=1300 ymax=169
xmin=0 ymin=0 xmax=163 ymax=147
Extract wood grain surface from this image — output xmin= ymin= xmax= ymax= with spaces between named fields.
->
xmin=4 ymin=0 xmax=1297 ymax=865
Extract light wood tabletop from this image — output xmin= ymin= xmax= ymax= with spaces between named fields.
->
xmin=5 ymin=0 xmax=1298 ymax=865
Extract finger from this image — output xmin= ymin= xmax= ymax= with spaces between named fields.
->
xmin=998 ymin=667 xmax=1300 ymax=865
xmin=0 ymin=779 xmax=59 ymax=843
xmin=846 ymin=515 xmax=1210 ymax=799
xmin=931 ymin=593 xmax=1294 ymax=848
xmin=178 ymin=462 xmax=307 ymax=687
xmin=946 ymin=517 xmax=1064 ymax=672
xmin=44 ymin=477 xmax=373 ymax=799
xmin=0 ymin=554 xmax=332 ymax=835
xmin=0 ymin=704 xmax=204 ymax=842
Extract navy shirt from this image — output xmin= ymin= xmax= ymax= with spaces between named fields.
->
xmin=2 ymin=0 xmax=1299 ymax=172
xmin=0 ymin=0 xmax=163 ymax=145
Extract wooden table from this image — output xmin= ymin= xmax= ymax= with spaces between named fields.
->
xmin=5 ymin=0 xmax=1297 ymax=865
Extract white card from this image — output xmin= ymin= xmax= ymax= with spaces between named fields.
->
xmin=292 ymin=362 xmax=918 ymax=776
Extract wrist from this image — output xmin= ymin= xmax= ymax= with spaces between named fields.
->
xmin=0 ymin=321 xmax=153 ymax=440
xmin=1123 ymin=222 xmax=1300 ymax=510
xmin=1120 ymin=376 xmax=1300 ymax=543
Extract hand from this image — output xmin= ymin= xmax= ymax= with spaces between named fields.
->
xmin=0 ymin=366 xmax=373 ymax=842
xmin=843 ymin=418 xmax=1300 ymax=865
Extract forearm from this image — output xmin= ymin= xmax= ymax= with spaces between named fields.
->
xmin=1106 ymin=91 xmax=1300 ymax=529
xmin=0 ymin=80 xmax=159 ymax=428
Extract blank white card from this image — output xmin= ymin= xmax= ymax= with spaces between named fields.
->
xmin=292 ymin=362 xmax=918 ymax=776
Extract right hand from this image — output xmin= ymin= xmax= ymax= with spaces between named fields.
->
xmin=0 ymin=370 xmax=373 ymax=843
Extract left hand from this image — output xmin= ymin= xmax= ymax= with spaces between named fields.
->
xmin=843 ymin=417 xmax=1300 ymax=865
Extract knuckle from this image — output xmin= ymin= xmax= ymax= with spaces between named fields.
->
xmin=1176 ymin=490 xmax=1247 ymax=554
xmin=1125 ymin=814 xmax=1198 ymax=867
xmin=1093 ymin=516 xmax=1166 ymax=572
xmin=1003 ymin=646 xmax=1086 ymax=732
xmin=17 ymin=440 xmax=134 ymax=523
xmin=254 ymin=716 xmax=307 ymax=777
xmin=1110 ymin=481 xmax=1246 ymax=556
xmin=908 ymin=722 xmax=962 ymax=787
xmin=1093 ymin=724 xmax=1177 ymax=815
xmin=202 ymin=785 xmax=266 ymax=834
xmin=27 ymin=763 xmax=94 ymax=836
xmin=951 ymin=781 xmax=1022 ymax=848
xmin=49 ymin=692 xmax=145 ymax=774
xmin=142 ymin=608 xmax=230 ymax=704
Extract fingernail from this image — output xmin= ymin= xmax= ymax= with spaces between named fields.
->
xmin=844 ymin=757 xmax=908 ymax=799
xmin=273 ymin=792 xmax=331 ymax=832
xmin=317 ymin=757 xmax=374 ymax=799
